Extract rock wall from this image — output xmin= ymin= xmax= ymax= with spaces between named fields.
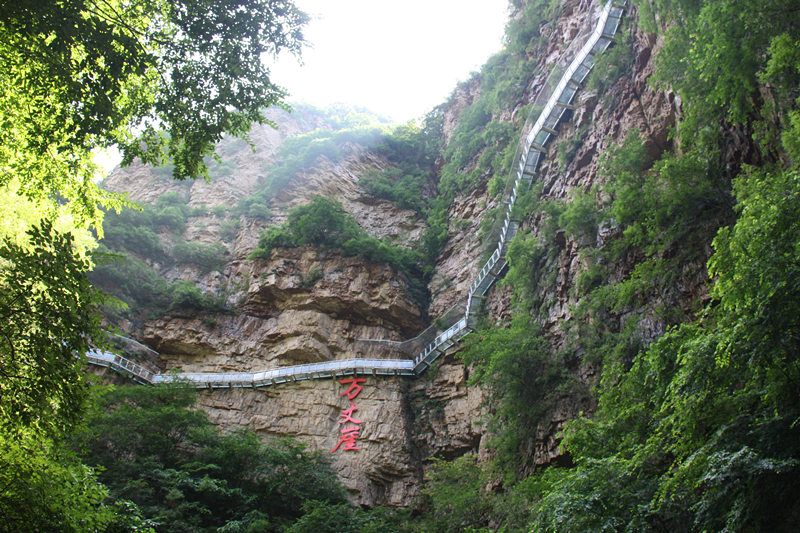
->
xmin=99 ymin=0 xmax=709 ymax=508
xmin=141 ymin=249 xmax=424 ymax=374
xmin=195 ymin=378 xmax=420 ymax=506
xmin=408 ymin=0 xmax=702 ymax=482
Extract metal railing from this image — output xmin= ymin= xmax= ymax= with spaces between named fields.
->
xmin=409 ymin=0 xmax=624 ymax=374
xmin=86 ymin=349 xmax=158 ymax=384
xmin=87 ymin=347 xmax=415 ymax=388
xmin=85 ymin=1 xmax=625 ymax=388
xmin=155 ymin=358 xmax=415 ymax=388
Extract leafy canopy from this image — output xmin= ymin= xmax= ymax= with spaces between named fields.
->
xmin=0 ymin=0 xmax=307 ymax=226
xmin=77 ymin=384 xmax=346 ymax=531
xmin=0 ymin=221 xmax=107 ymax=437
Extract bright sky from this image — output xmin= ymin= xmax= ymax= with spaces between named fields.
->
xmin=96 ymin=2 xmax=509 ymax=175
xmin=271 ymin=0 xmax=510 ymax=123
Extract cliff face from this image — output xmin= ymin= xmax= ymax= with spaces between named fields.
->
xmin=101 ymin=107 xmax=433 ymax=503
xmin=413 ymin=0 xmax=693 ymax=478
xmin=98 ymin=0 xmax=706 ymax=507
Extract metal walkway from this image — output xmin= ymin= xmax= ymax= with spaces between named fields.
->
xmin=88 ymin=348 xmax=415 ymax=388
xmin=86 ymin=0 xmax=625 ymax=388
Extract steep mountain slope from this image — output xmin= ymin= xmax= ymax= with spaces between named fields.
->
xmin=94 ymin=0 xmax=652 ymax=505
xmin=96 ymin=105 xmax=434 ymax=503
xmin=92 ymin=0 xmax=799 ymax=521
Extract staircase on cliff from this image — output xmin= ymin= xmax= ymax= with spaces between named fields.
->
xmin=88 ymin=0 xmax=626 ymax=388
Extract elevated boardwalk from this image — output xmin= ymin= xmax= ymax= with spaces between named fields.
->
xmin=86 ymin=1 xmax=625 ymax=389
xmin=88 ymin=349 xmax=414 ymax=387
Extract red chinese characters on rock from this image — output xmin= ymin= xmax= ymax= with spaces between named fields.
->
xmin=331 ymin=378 xmax=366 ymax=452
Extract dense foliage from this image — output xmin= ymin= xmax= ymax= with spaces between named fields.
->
xmin=76 ymin=384 xmax=347 ymax=532
xmin=252 ymin=196 xmax=428 ymax=307
xmin=415 ymin=0 xmax=800 ymax=531
xmin=358 ymin=121 xmax=441 ymax=214
xmin=460 ymin=316 xmax=583 ymax=475
xmin=0 ymin=222 xmax=146 ymax=532
xmin=529 ymin=165 xmax=800 ymax=532
xmin=1 ymin=433 xmax=125 ymax=532
xmin=0 ymin=0 xmax=306 ymax=227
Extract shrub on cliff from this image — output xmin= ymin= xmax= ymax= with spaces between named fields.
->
xmin=251 ymin=196 xmax=428 ymax=308
xmin=359 ymin=167 xmax=428 ymax=213
xmin=172 ymin=241 xmax=227 ymax=273
xmin=76 ymin=384 xmax=347 ymax=532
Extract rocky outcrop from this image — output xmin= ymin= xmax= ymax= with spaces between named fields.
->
xmin=194 ymin=377 xmax=420 ymax=507
xmin=427 ymin=180 xmax=496 ymax=317
xmin=409 ymin=360 xmax=488 ymax=462
xmin=102 ymin=108 xmax=324 ymax=207
xmin=141 ymin=248 xmax=424 ymax=374
xmin=98 ymin=0 xmax=715 ymax=509
xmin=273 ymin=148 xmax=426 ymax=247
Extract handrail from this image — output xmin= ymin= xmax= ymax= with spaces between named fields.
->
xmin=86 ymin=1 xmax=625 ymax=388
xmin=88 ymin=348 xmax=416 ymax=387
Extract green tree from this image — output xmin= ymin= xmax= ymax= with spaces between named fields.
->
xmin=0 ymin=0 xmax=307 ymax=227
xmin=529 ymin=168 xmax=800 ymax=532
xmin=1 ymin=3 xmax=308 ymax=520
xmin=77 ymin=384 xmax=347 ymax=532
xmin=287 ymin=196 xmax=360 ymax=247
xmin=285 ymin=501 xmax=413 ymax=533
xmin=0 ymin=221 xmax=155 ymax=532
xmin=359 ymin=168 xmax=428 ymax=213
xmin=171 ymin=241 xmax=227 ymax=273
xmin=421 ymin=454 xmax=494 ymax=532
xmin=0 ymin=221 xmax=107 ymax=436
xmin=0 ymin=433 xmax=123 ymax=533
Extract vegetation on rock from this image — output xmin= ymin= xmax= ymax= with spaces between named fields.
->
xmin=412 ymin=0 xmax=800 ymax=531
xmin=76 ymin=384 xmax=347 ymax=532
xmin=251 ymin=196 xmax=428 ymax=308
xmin=3 ymin=0 xmax=800 ymax=529
xmin=89 ymin=190 xmax=230 ymax=323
